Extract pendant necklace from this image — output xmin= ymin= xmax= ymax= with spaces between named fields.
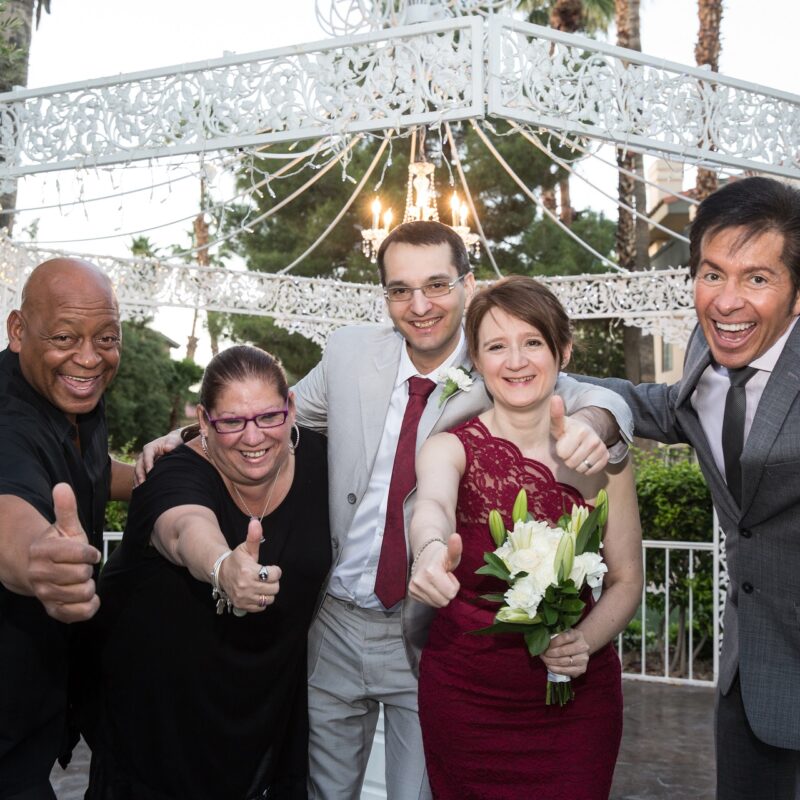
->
xmin=201 ymin=433 xmax=285 ymax=523
xmin=230 ymin=459 xmax=284 ymax=523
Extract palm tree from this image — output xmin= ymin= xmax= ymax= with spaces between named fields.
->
xmin=522 ymin=0 xmax=615 ymax=224
xmin=614 ymin=0 xmax=654 ymax=384
xmin=694 ymin=0 xmax=723 ymax=201
xmin=0 ymin=0 xmax=51 ymax=233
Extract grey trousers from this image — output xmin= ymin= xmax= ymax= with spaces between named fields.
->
xmin=307 ymin=595 xmax=431 ymax=800
xmin=716 ymin=675 xmax=800 ymax=800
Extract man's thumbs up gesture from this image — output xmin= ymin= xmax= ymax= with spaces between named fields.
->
xmin=28 ymin=482 xmax=102 ymax=623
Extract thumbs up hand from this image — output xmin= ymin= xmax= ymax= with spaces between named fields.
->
xmin=408 ymin=533 xmax=463 ymax=608
xmin=550 ymin=395 xmax=609 ymax=475
xmin=28 ymin=483 xmax=102 ymax=623
xmin=218 ymin=518 xmax=282 ymax=613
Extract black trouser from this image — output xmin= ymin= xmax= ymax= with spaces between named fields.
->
xmin=715 ymin=674 xmax=800 ymax=800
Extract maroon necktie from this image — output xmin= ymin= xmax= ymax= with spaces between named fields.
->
xmin=374 ymin=376 xmax=437 ymax=608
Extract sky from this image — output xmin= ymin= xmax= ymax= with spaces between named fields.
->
xmin=13 ymin=0 xmax=800 ymax=361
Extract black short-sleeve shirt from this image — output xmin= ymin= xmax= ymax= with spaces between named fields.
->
xmin=0 ymin=348 xmax=111 ymax=794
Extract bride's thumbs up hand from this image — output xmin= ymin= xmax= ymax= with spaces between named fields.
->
xmin=408 ymin=533 xmax=462 ymax=608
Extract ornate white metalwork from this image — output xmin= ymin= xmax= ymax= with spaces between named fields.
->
xmin=0 ymin=237 xmax=696 ymax=349
xmin=0 ymin=17 xmax=483 ymax=192
xmin=315 ymin=0 xmax=522 ymax=36
xmin=2 ymin=13 xmax=798 ymax=195
xmin=488 ymin=18 xmax=800 ymax=180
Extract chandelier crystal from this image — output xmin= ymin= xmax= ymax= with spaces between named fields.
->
xmin=361 ymin=157 xmax=481 ymax=262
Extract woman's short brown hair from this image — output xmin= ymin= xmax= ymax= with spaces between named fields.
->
xmin=465 ymin=275 xmax=572 ymax=367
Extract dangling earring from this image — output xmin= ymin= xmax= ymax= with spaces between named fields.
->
xmin=200 ymin=433 xmax=209 ymax=458
xmin=289 ymin=424 xmax=301 ymax=454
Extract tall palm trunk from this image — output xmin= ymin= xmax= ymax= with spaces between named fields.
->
xmin=695 ymin=0 xmax=723 ymax=201
xmin=0 ymin=0 xmax=33 ymax=233
xmin=615 ymin=0 xmax=654 ymax=385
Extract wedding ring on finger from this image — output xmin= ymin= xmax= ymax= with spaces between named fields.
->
xmin=258 ymin=565 xmax=270 ymax=582
xmin=583 ymin=459 xmax=593 ymax=470
xmin=258 ymin=594 xmax=268 ymax=609
xmin=569 ymin=655 xmax=574 ymax=665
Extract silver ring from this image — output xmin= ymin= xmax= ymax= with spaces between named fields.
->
xmin=258 ymin=594 xmax=268 ymax=609
xmin=583 ymin=459 xmax=593 ymax=469
xmin=258 ymin=565 xmax=270 ymax=582
xmin=569 ymin=655 xmax=574 ymax=665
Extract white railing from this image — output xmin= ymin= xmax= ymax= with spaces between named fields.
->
xmin=619 ymin=527 xmax=721 ymax=686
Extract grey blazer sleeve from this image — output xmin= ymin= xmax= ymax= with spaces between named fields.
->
xmin=554 ymin=373 xmax=635 ymax=460
xmin=571 ymin=374 xmax=688 ymax=446
xmin=292 ymin=343 xmax=331 ymax=435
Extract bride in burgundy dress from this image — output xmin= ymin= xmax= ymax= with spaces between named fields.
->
xmin=409 ymin=276 xmax=643 ymax=800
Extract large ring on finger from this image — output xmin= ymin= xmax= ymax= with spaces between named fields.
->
xmin=258 ymin=594 xmax=268 ymax=609
xmin=583 ymin=459 xmax=593 ymax=470
xmin=258 ymin=565 xmax=269 ymax=582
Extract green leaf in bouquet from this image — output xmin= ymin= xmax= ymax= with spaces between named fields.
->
xmin=479 ymin=593 xmax=506 ymax=604
xmin=524 ymin=626 xmax=551 ymax=656
xmin=544 ymin=585 xmax=556 ymax=603
xmin=475 ymin=551 xmax=511 ymax=582
xmin=487 ymin=509 xmax=508 ymax=548
xmin=559 ymin=611 xmax=584 ymax=628
xmin=511 ymin=489 xmax=528 ymax=525
xmin=559 ymin=598 xmax=586 ymax=613
xmin=540 ymin=603 xmax=558 ymax=626
xmin=471 ymin=620 xmax=539 ymax=636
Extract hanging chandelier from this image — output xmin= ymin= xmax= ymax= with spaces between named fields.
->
xmin=361 ymin=157 xmax=480 ymax=262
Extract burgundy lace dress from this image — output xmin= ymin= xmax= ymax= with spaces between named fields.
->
xmin=418 ymin=418 xmax=623 ymax=800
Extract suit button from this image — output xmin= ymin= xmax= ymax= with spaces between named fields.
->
xmin=347 ymin=493 xmax=357 ymax=505
xmin=742 ymin=582 xmax=754 ymax=594
xmin=740 ymin=529 xmax=752 ymax=539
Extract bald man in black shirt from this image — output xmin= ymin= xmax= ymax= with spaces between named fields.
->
xmin=0 ymin=259 xmax=134 ymax=799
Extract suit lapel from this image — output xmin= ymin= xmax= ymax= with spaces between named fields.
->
xmin=415 ymin=341 xmax=473 ymax=448
xmin=679 ymin=327 xmax=742 ymax=521
xmin=740 ymin=326 xmax=800 ymax=517
xmin=358 ymin=330 xmax=403 ymax=472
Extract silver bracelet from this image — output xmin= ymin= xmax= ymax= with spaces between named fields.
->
xmin=411 ymin=538 xmax=447 ymax=575
xmin=210 ymin=549 xmax=234 ymax=614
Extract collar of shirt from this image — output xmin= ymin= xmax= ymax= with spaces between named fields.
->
xmin=695 ymin=316 xmax=798 ymax=480
xmin=395 ymin=328 xmax=468 ymax=391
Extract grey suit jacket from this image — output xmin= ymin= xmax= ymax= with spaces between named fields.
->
xmin=295 ymin=323 xmax=634 ymax=674
xmin=579 ymin=323 xmax=800 ymax=750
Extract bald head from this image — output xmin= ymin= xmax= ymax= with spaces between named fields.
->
xmin=8 ymin=258 xmax=121 ymax=421
xmin=21 ymin=258 xmax=118 ymax=315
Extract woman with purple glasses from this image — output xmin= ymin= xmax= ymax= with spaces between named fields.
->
xmin=86 ymin=345 xmax=330 ymax=800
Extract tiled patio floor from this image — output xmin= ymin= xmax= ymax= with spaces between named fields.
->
xmin=51 ymin=679 xmax=716 ymax=799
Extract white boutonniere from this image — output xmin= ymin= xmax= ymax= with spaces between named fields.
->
xmin=437 ymin=365 xmax=474 ymax=407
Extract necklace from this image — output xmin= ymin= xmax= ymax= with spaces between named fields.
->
xmin=201 ymin=433 xmax=285 ymax=523
xmin=230 ymin=459 xmax=284 ymax=522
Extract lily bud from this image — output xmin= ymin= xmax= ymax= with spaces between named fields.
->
xmin=488 ymin=509 xmax=507 ymax=548
xmin=554 ymin=531 xmax=576 ymax=583
xmin=497 ymin=606 xmax=535 ymax=624
xmin=596 ymin=489 xmax=609 ymax=529
xmin=511 ymin=489 xmax=528 ymax=525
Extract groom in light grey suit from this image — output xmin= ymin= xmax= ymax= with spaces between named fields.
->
xmin=294 ymin=221 xmax=634 ymax=799
xmin=579 ymin=177 xmax=800 ymax=799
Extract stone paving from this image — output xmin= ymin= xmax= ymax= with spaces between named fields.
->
xmin=51 ymin=679 xmax=716 ymax=799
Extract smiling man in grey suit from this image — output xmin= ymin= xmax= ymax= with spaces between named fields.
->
xmin=295 ymin=220 xmax=633 ymax=799
xmin=580 ymin=177 xmax=800 ymax=799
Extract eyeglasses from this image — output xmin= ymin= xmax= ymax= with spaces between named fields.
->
xmin=204 ymin=404 xmax=288 ymax=434
xmin=383 ymin=273 xmax=468 ymax=303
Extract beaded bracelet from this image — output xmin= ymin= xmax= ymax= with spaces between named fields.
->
xmin=411 ymin=538 xmax=447 ymax=575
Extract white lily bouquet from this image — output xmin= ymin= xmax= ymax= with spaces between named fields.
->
xmin=474 ymin=488 xmax=609 ymax=706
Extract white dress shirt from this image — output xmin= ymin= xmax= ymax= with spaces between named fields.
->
xmin=327 ymin=330 xmax=468 ymax=609
xmin=693 ymin=316 xmax=798 ymax=480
